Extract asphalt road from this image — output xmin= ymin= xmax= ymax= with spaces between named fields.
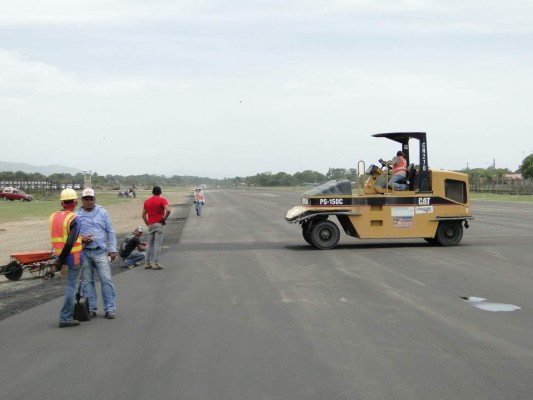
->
xmin=1 ymin=189 xmax=532 ymax=400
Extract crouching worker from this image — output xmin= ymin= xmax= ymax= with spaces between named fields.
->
xmin=49 ymin=188 xmax=84 ymax=328
xmin=119 ymin=226 xmax=147 ymax=268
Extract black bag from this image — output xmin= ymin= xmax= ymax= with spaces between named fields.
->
xmin=74 ymin=291 xmax=90 ymax=321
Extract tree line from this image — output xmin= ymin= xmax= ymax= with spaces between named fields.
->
xmin=1 ymin=153 xmax=532 ymax=190
xmin=0 ymin=168 xmax=358 ymax=190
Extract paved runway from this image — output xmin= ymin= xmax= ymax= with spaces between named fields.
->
xmin=1 ymin=189 xmax=532 ymax=400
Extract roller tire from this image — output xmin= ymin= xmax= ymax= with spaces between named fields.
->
xmin=435 ymin=221 xmax=463 ymax=246
xmin=310 ymin=220 xmax=340 ymax=250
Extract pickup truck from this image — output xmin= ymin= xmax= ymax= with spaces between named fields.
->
xmin=0 ymin=187 xmax=33 ymax=202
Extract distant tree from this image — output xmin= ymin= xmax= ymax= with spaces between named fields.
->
xmin=48 ymin=173 xmax=64 ymax=184
xmin=521 ymin=154 xmax=533 ymax=179
xmin=326 ymin=168 xmax=349 ymax=180
xmin=272 ymin=172 xmax=295 ymax=186
xmin=13 ymin=170 xmax=30 ymax=182
xmin=493 ymin=168 xmax=511 ymax=184
xmin=73 ymin=172 xmax=84 ymax=183
xmin=347 ymin=168 xmax=357 ymax=182
xmin=293 ymin=170 xmax=326 ymax=185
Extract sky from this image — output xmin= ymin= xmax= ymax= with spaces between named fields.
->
xmin=1 ymin=1 xmax=532 ymax=179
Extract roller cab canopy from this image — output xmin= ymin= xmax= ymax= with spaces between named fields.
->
xmin=373 ymin=132 xmax=430 ymax=192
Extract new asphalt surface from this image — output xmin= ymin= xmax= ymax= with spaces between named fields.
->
xmin=1 ymin=189 xmax=532 ymax=400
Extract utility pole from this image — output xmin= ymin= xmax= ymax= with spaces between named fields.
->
xmin=83 ymin=170 xmax=92 ymax=189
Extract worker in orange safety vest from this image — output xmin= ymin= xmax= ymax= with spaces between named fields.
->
xmin=380 ymin=151 xmax=408 ymax=191
xmin=49 ymin=188 xmax=85 ymax=328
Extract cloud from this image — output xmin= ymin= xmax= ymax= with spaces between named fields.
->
xmin=1 ymin=1 xmax=532 ymax=35
xmin=0 ymin=49 xmax=194 ymax=97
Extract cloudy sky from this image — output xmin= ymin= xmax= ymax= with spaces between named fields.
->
xmin=1 ymin=1 xmax=532 ymax=178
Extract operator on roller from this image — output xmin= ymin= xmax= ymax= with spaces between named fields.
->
xmin=380 ymin=151 xmax=407 ymax=191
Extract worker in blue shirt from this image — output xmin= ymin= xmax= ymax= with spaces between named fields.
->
xmin=77 ymin=188 xmax=118 ymax=320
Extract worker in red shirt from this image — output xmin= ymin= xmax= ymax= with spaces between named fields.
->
xmin=142 ymin=186 xmax=171 ymax=270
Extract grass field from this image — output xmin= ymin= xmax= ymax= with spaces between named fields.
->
xmin=0 ymin=188 xmax=188 ymax=224
xmin=470 ymin=193 xmax=533 ymax=203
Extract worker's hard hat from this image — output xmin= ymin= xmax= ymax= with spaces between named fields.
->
xmin=60 ymin=188 xmax=78 ymax=201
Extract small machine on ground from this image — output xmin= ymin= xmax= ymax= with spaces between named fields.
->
xmin=286 ymin=132 xmax=473 ymax=249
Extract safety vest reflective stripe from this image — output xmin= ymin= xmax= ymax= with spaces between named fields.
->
xmin=49 ymin=211 xmax=82 ymax=260
xmin=393 ymin=156 xmax=407 ymax=175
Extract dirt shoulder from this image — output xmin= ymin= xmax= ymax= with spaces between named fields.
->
xmin=0 ymin=191 xmax=192 ymax=321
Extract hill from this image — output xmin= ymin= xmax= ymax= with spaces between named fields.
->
xmin=0 ymin=160 xmax=83 ymax=176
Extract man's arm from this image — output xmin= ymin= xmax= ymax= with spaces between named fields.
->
xmin=142 ymin=208 xmax=149 ymax=226
xmin=163 ymin=204 xmax=171 ymax=222
xmin=56 ymin=218 xmax=80 ymax=265
xmin=103 ymin=209 xmax=117 ymax=260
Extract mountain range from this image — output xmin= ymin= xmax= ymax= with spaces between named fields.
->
xmin=0 ymin=160 xmax=83 ymax=176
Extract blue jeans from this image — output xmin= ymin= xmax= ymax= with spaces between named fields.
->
xmin=147 ymin=223 xmax=165 ymax=265
xmin=59 ymin=264 xmax=82 ymax=323
xmin=124 ymin=249 xmax=146 ymax=267
xmin=381 ymin=174 xmax=407 ymax=191
xmin=81 ymin=248 xmax=116 ymax=313
xmin=195 ymin=201 xmax=204 ymax=216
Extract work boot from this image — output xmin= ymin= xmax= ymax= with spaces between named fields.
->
xmin=152 ymin=264 xmax=164 ymax=270
xmin=59 ymin=320 xmax=80 ymax=328
xmin=144 ymin=263 xmax=153 ymax=269
xmin=105 ymin=311 xmax=116 ymax=319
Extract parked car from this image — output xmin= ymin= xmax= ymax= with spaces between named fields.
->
xmin=0 ymin=187 xmax=33 ymax=202
xmin=73 ymin=183 xmax=81 ymax=190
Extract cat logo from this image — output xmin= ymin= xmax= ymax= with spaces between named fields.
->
xmin=418 ymin=197 xmax=431 ymax=206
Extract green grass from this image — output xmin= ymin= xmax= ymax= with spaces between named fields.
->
xmin=0 ymin=198 xmax=59 ymax=223
xmin=0 ymin=188 xmax=188 ymax=224
xmin=470 ymin=193 xmax=533 ymax=203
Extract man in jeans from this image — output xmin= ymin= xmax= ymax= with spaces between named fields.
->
xmin=142 ymin=186 xmax=171 ymax=270
xmin=194 ymin=188 xmax=205 ymax=216
xmin=49 ymin=188 xmax=85 ymax=328
xmin=77 ymin=188 xmax=118 ymax=319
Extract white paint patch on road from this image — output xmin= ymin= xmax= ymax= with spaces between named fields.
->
xmin=461 ymin=296 xmax=521 ymax=312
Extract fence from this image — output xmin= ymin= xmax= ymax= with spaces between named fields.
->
xmin=470 ymin=179 xmax=533 ymax=195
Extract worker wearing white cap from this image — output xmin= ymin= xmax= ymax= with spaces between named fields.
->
xmin=77 ymin=188 xmax=118 ymax=320
xmin=119 ymin=226 xmax=147 ymax=268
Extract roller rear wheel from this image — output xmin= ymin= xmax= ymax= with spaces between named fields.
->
xmin=435 ymin=221 xmax=463 ymax=246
